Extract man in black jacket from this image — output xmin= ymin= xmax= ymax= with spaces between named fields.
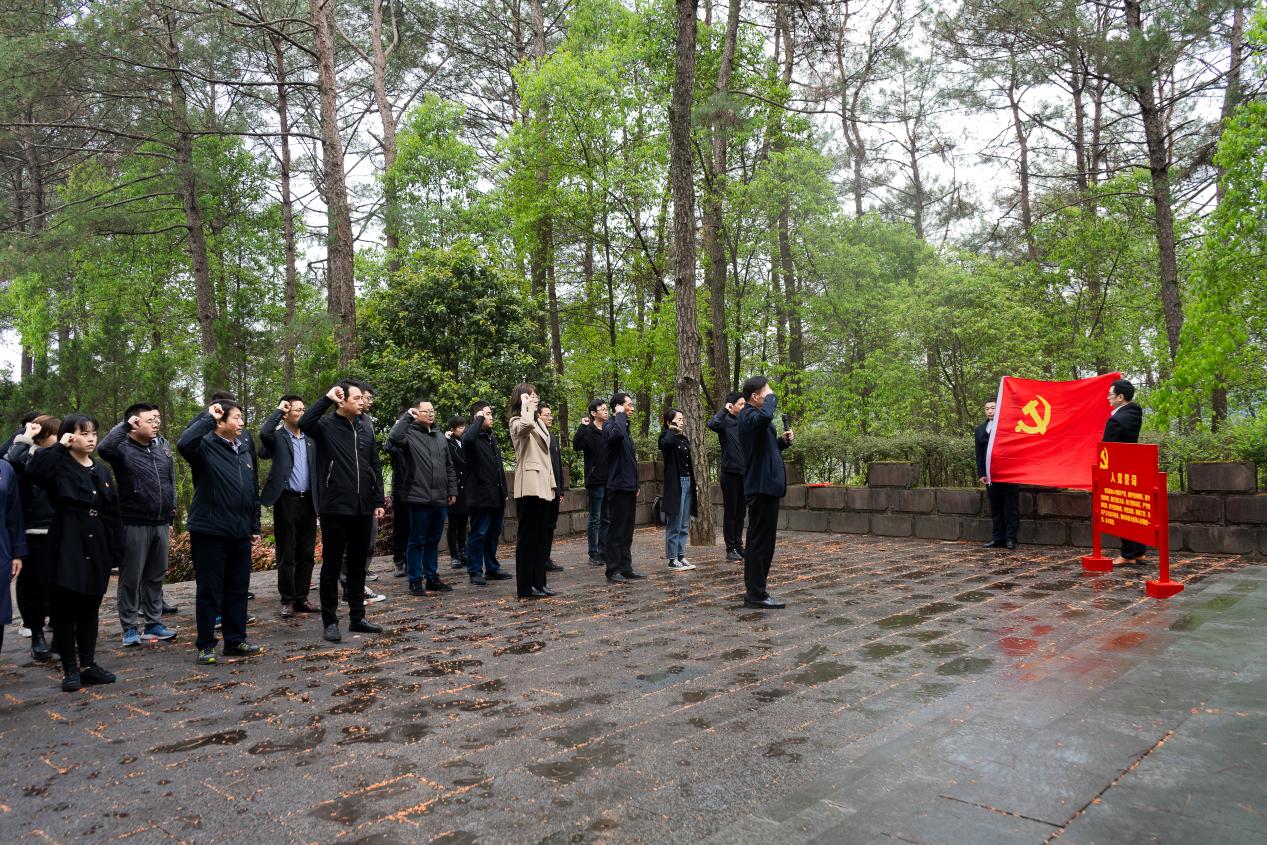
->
xmin=99 ymin=402 xmax=179 ymax=646
xmin=974 ymin=399 xmax=1019 ymax=550
xmin=259 ymin=395 xmax=319 ymax=617
xmin=461 ymin=402 xmax=513 ymax=586
xmin=388 ymin=399 xmax=458 ymax=596
xmin=707 ymin=392 xmax=747 ymax=561
xmin=540 ymin=404 xmax=567 ymax=572
xmin=1104 ymin=378 xmax=1147 ymax=564
xmin=603 ymin=392 xmax=646 ymax=584
xmin=738 ymin=376 xmax=794 ymax=609
xmin=299 ymin=382 xmax=387 ymax=642
xmin=177 ymin=401 xmax=265 ymax=665
xmin=573 ymin=399 xmax=610 ymax=566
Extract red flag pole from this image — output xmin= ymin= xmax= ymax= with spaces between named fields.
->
xmin=1146 ymin=472 xmax=1183 ymax=598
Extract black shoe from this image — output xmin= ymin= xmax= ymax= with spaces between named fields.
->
xmin=486 ymin=571 xmax=512 ymax=581
xmin=80 ymin=664 xmax=117 ymax=684
xmin=588 ymin=555 xmax=605 ymax=566
xmin=726 ymin=549 xmax=744 ymax=561
xmin=348 ymin=619 xmax=384 ymax=634
xmin=31 ymin=633 xmax=53 ymax=662
xmin=409 ymin=580 xmax=427 ymax=596
xmin=743 ymin=595 xmax=787 ymax=609
xmin=323 ymin=624 xmax=342 ymax=642
xmin=982 ymin=540 xmax=1006 ymax=549
xmin=222 ymin=642 xmax=264 ymax=658
xmin=524 ymin=587 xmax=548 ymax=598
xmin=544 ymin=561 xmax=563 ymax=572
xmin=293 ymin=601 xmax=318 ymax=614
xmin=394 ymin=562 xmax=407 ymax=577
xmin=606 ymin=573 xmax=627 ymax=584
xmin=470 ymin=574 xmax=487 ymax=586
xmin=425 ymin=579 xmax=453 ymax=593
xmin=1005 ymin=541 xmax=1016 ymax=550
xmin=61 ymin=671 xmax=82 ymax=692
xmin=623 ymin=571 xmax=647 ymax=580
xmin=162 ymin=601 xmax=179 ymax=615
xmin=539 ymin=586 xmax=557 ymax=597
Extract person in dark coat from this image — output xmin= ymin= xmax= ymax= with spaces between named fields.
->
xmin=299 ymin=382 xmax=387 ymax=642
xmin=384 ymin=422 xmax=410 ymax=578
xmin=974 ymin=399 xmax=1019 ymax=550
xmin=707 ymin=392 xmax=747 ymax=561
xmin=539 ymin=404 xmax=567 ymax=573
xmin=738 ymin=376 xmax=794 ymax=609
xmin=259 ymin=395 xmax=319 ymax=617
xmin=1104 ymin=378 xmax=1147 ymax=564
xmin=28 ymin=414 xmax=122 ymax=691
xmin=388 ymin=398 xmax=458 ymax=596
xmin=572 ymin=399 xmax=610 ymax=566
xmin=5 ymin=414 xmax=59 ymax=662
xmin=460 ymin=401 xmax=513 ymax=586
xmin=178 ymin=401 xmax=266 ymax=665
xmin=603 ymin=392 xmax=645 ymax=584
xmin=445 ymin=415 xmax=469 ymax=570
xmin=659 ymin=409 xmax=698 ymax=572
xmin=99 ymin=402 xmax=178 ymax=646
xmin=0 ymin=449 xmax=27 ymax=662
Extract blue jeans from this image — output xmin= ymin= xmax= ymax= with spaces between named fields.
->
xmin=467 ymin=507 xmax=504 ymax=576
xmin=406 ymin=503 xmax=447 ymax=582
xmin=664 ymin=477 xmax=691 ymax=560
xmin=586 ymin=487 xmax=609 ymax=558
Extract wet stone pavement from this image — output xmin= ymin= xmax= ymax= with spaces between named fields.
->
xmin=2 ymin=530 xmax=1265 ymax=844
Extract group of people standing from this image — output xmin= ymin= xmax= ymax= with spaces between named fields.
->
xmin=2 ymin=373 xmax=801 ymax=692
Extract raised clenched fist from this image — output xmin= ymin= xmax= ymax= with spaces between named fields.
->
xmin=127 ymin=415 xmax=141 ymax=430
xmin=327 ymin=385 xmax=345 ymax=403
xmin=407 ymin=407 xmax=421 ymax=420
xmin=278 ymin=400 xmax=291 ymax=413
xmin=209 ymin=403 xmax=224 ymax=420
xmin=59 ymin=432 xmax=75 ymax=447
xmin=23 ymin=421 xmax=42 ymax=439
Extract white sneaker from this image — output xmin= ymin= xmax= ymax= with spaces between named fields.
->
xmin=19 ymin=625 xmax=32 ymax=638
xmin=667 ymin=559 xmax=693 ymax=572
xmin=676 ymin=557 xmax=696 ymax=570
xmin=364 ymin=586 xmax=387 ymax=604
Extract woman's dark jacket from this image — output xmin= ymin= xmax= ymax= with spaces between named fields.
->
xmin=28 ymin=444 xmax=124 ymax=596
xmin=298 ymin=396 xmax=385 ymax=517
xmin=658 ymin=429 xmax=698 ymax=517
xmin=460 ymin=421 xmax=508 ymax=510
xmin=176 ymin=413 xmax=262 ymax=539
xmin=6 ymin=440 xmax=56 ymax=530
xmin=447 ymin=434 xmax=469 ymax=515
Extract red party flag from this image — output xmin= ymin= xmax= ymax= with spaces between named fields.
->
xmin=986 ymin=372 xmax=1122 ymax=489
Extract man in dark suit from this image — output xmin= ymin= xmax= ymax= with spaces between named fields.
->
xmin=1103 ymin=378 xmax=1146 ymax=564
xmin=539 ymin=404 xmax=567 ymax=572
xmin=603 ymin=392 xmax=645 ymax=585
xmin=259 ymin=395 xmax=319 ymax=618
xmin=738 ymin=376 xmax=793 ymax=609
xmin=975 ymin=399 xmax=1019 ymax=550
xmin=708 ymin=392 xmax=747 ymax=561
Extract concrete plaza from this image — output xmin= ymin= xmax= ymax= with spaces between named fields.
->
xmin=1 ymin=530 xmax=1263 ymax=844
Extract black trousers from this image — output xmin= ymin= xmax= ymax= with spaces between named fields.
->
xmin=544 ymin=497 xmax=560 ymax=560
xmin=392 ymin=500 xmax=410 ymax=565
xmin=447 ymin=512 xmax=467 ymax=561
xmin=51 ymin=584 xmax=105 ymax=672
xmin=1117 ymin=537 xmax=1147 ymax=559
xmin=274 ymin=492 xmax=317 ymax=604
xmin=744 ymin=494 xmax=781 ymax=600
xmin=720 ymin=472 xmax=746 ymax=551
xmin=320 ymin=513 xmax=372 ymax=627
xmin=515 ymin=496 xmax=553 ymax=596
xmin=604 ymin=489 xmax=637 ymax=578
xmin=191 ymin=531 xmax=252 ymax=650
xmin=986 ymin=482 xmax=1020 ymax=543
xmin=16 ymin=533 xmax=51 ymax=635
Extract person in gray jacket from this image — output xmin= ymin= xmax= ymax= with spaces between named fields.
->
xmin=98 ymin=402 xmax=178 ymax=646
xmin=388 ymin=398 xmax=458 ymax=596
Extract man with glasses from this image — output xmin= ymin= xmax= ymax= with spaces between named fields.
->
xmin=387 ymin=398 xmax=457 ymax=596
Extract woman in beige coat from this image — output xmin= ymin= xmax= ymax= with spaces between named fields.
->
xmin=508 ymin=383 xmax=557 ymax=599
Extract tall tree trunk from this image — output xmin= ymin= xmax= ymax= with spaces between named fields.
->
xmin=668 ymin=0 xmax=714 ymax=546
xmin=527 ymin=0 xmax=553 ymax=351
xmin=271 ymin=33 xmax=299 ymax=386
xmin=1006 ymin=50 xmax=1036 ymax=262
xmin=368 ymin=0 xmax=402 ymax=271
xmin=702 ymin=0 xmax=739 ymax=408
xmin=1124 ymin=0 xmax=1182 ymax=365
xmin=312 ymin=0 xmax=358 ymax=366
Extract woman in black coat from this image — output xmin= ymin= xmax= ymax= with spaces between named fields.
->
xmin=6 ymin=414 xmax=60 ymax=662
xmin=29 ymin=414 xmax=125 ymax=692
xmin=446 ymin=415 xmax=469 ymax=569
xmin=658 ymin=409 xmax=698 ymax=572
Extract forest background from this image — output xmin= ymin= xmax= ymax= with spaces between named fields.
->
xmin=1 ymin=0 xmax=1264 ymax=543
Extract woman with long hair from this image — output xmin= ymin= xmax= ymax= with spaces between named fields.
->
xmin=659 ymin=408 xmax=698 ymax=571
xmin=5 ymin=414 xmax=61 ymax=662
xmin=507 ymin=383 xmax=557 ymax=599
xmin=29 ymin=414 xmax=125 ymax=691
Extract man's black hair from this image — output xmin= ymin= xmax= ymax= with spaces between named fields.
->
xmin=741 ymin=376 xmax=769 ymax=400
xmin=724 ymin=391 xmax=742 ymax=406
xmin=209 ymin=390 xmax=237 ymax=403
xmin=448 ymin=415 xmax=467 ymax=431
xmin=470 ymin=400 xmax=490 ymax=417
xmin=280 ymin=394 xmax=304 ymax=405
xmin=610 ymin=391 xmax=632 ymax=410
xmin=123 ymin=402 xmax=159 ymax=421
xmin=214 ymin=400 xmax=244 ymax=426
xmin=588 ymin=398 xmax=607 ymax=416
xmin=19 ymin=411 xmax=40 ymax=426
xmin=1110 ymin=378 xmax=1135 ymax=402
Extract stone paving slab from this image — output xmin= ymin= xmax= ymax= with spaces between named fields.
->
xmin=1 ymin=530 xmax=1263 ymax=844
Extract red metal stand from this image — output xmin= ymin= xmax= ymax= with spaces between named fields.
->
xmin=1082 ymin=475 xmax=1113 ymax=572
xmin=1145 ymin=480 xmax=1183 ymax=598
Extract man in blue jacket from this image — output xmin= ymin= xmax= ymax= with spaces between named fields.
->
xmin=738 ymin=376 xmax=794 ymax=609
xmin=603 ymin=392 xmax=646 ymax=584
xmin=177 ymin=401 xmax=265 ymax=664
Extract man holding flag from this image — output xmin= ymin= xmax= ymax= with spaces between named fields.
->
xmin=975 ymin=400 xmax=1018 ymax=550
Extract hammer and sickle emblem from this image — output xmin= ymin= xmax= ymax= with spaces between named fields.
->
xmin=1099 ymin=447 xmax=1109 ymax=470
xmin=1014 ymin=395 xmax=1052 ymax=435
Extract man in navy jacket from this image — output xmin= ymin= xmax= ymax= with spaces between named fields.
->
xmin=1104 ymin=378 xmax=1146 ymax=564
xmin=259 ymin=395 xmax=319 ymax=617
xmin=707 ymin=392 xmax=747 ymax=561
xmin=738 ymin=376 xmax=794 ymax=609
xmin=603 ymin=392 xmax=646 ymax=584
